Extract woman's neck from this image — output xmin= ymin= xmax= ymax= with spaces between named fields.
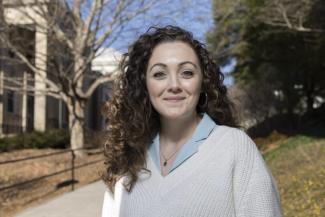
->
xmin=159 ymin=112 xmax=202 ymax=147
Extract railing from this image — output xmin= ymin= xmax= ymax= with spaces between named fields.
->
xmin=0 ymin=147 xmax=104 ymax=192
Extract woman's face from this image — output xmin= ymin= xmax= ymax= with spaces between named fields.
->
xmin=146 ymin=41 xmax=203 ymax=120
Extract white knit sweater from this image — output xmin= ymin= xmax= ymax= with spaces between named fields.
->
xmin=102 ymin=126 xmax=283 ymax=217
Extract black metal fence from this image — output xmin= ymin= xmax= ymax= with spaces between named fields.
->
xmin=0 ymin=147 xmax=104 ymax=192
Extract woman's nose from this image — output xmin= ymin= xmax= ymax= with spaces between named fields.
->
xmin=167 ymin=73 xmax=182 ymax=93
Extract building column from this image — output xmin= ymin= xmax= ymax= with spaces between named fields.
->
xmin=33 ymin=28 xmax=47 ymax=132
xmin=21 ymin=71 xmax=27 ymax=132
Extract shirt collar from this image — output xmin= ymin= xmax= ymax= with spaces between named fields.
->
xmin=192 ymin=113 xmax=217 ymax=142
xmin=148 ymin=113 xmax=217 ymax=171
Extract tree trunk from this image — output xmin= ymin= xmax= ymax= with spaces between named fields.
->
xmin=69 ymin=49 xmax=87 ymax=157
xmin=68 ymin=100 xmax=86 ymax=157
xmin=0 ymin=0 xmax=5 ymax=135
xmin=306 ymin=93 xmax=314 ymax=114
xmin=304 ymin=71 xmax=315 ymax=115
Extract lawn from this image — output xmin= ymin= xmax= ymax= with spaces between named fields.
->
xmin=263 ymin=135 xmax=325 ymax=217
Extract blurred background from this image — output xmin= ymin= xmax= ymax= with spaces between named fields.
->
xmin=0 ymin=0 xmax=324 ymax=217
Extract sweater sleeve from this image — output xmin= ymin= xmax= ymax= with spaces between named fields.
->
xmin=232 ymin=129 xmax=283 ymax=217
xmin=102 ymin=189 xmax=115 ymax=217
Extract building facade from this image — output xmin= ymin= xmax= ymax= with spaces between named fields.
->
xmin=0 ymin=0 xmax=119 ymax=136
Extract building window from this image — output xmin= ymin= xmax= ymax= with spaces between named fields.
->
xmin=7 ymin=91 xmax=15 ymax=113
xmin=8 ymin=50 xmax=15 ymax=58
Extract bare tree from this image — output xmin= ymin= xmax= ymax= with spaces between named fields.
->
xmin=258 ymin=0 xmax=324 ymax=33
xmin=0 ymin=0 xmax=192 ymax=155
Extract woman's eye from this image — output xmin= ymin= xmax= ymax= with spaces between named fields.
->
xmin=153 ymin=72 xmax=165 ymax=78
xmin=182 ymin=70 xmax=194 ymax=78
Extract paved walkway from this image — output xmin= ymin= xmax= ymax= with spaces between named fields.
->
xmin=15 ymin=181 xmax=106 ymax=217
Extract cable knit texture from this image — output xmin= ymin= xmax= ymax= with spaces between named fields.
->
xmin=102 ymin=126 xmax=283 ymax=217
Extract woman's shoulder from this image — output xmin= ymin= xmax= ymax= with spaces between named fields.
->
xmin=211 ymin=125 xmax=254 ymax=144
xmin=209 ymin=125 xmax=260 ymax=158
xmin=211 ymin=126 xmax=273 ymax=179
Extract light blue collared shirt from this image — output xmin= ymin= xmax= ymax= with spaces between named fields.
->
xmin=148 ymin=113 xmax=217 ymax=174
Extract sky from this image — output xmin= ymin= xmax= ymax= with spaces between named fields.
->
xmin=109 ymin=0 xmax=214 ymax=52
xmin=108 ymin=0 xmax=234 ymax=85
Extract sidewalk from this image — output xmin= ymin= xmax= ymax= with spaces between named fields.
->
xmin=15 ymin=181 xmax=106 ymax=217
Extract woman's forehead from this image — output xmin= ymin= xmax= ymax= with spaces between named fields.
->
xmin=147 ymin=42 xmax=200 ymax=67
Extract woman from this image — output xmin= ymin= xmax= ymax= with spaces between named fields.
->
xmin=101 ymin=25 xmax=282 ymax=217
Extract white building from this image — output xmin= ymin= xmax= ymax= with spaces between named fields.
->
xmin=0 ymin=0 xmax=121 ymax=136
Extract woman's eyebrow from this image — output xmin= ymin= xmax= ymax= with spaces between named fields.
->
xmin=179 ymin=61 xmax=198 ymax=69
xmin=149 ymin=63 xmax=167 ymax=72
xmin=149 ymin=61 xmax=198 ymax=72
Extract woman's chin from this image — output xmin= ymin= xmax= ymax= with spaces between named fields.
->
xmin=159 ymin=111 xmax=195 ymax=120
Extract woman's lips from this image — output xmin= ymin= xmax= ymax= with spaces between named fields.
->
xmin=163 ymin=97 xmax=186 ymax=102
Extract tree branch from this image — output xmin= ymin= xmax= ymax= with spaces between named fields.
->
xmin=84 ymin=73 xmax=115 ymax=98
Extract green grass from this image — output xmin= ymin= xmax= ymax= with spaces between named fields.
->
xmin=264 ymin=135 xmax=318 ymax=162
xmin=265 ymin=135 xmax=325 ymax=217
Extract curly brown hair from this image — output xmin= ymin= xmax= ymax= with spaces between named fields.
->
xmin=101 ymin=25 xmax=238 ymax=194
